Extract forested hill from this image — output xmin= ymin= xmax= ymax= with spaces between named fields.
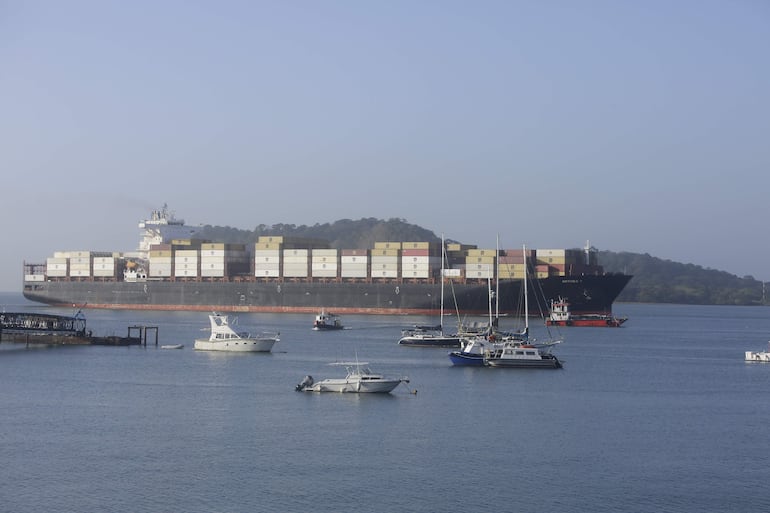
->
xmin=599 ymin=251 xmax=765 ymax=306
xmin=196 ymin=219 xmax=767 ymax=306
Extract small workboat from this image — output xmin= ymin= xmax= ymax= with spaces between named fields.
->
xmin=745 ymin=342 xmax=770 ymax=362
xmin=160 ymin=344 xmax=184 ymax=350
xmin=295 ymin=361 xmax=409 ymax=393
xmin=312 ymin=310 xmax=344 ymax=330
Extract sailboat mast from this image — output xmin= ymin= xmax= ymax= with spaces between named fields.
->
xmin=523 ymin=244 xmax=529 ymax=332
xmin=495 ymin=234 xmax=500 ymax=322
xmin=440 ymin=234 xmax=445 ymax=332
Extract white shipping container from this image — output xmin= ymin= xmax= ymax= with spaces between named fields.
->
xmin=255 ymin=262 xmax=281 ymax=272
xmin=372 ymin=261 xmax=399 ymax=270
xmin=93 ymin=269 xmax=117 ymax=277
xmin=403 ymin=263 xmax=430 ymax=272
xmin=283 ymin=264 xmax=308 ymax=277
xmin=69 ymin=269 xmax=91 ymax=277
xmin=536 ymin=249 xmax=566 ymax=257
xmin=443 ymin=268 xmax=462 ymax=277
xmin=201 ymin=268 xmax=226 ymax=277
xmin=93 ymin=257 xmax=115 ymax=265
xmin=25 ymin=274 xmax=45 ymax=282
xmin=402 ymin=269 xmax=430 ymax=278
xmin=256 ymin=269 xmax=281 ymax=277
xmin=150 ymin=263 xmax=172 ymax=277
xmin=312 ymin=249 xmax=338 ymax=257
xmin=47 ymin=263 xmax=68 ymax=272
xmin=283 ymin=249 xmax=309 ymax=258
xmin=175 ymin=268 xmax=198 ymax=277
xmin=373 ymin=269 xmax=399 ymax=278
xmin=283 ymin=253 xmax=310 ymax=263
xmin=466 ymin=267 xmax=493 ymax=279
xmin=341 ymin=268 xmax=368 ymax=278
xmin=69 ymin=256 xmax=90 ymax=265
xmin=47 ymin=257 xmax=67 ymax=265
xmin=312 ymin=269 xmax=338 ymax=278
xmin=341 ymin=255 xmax=369 ymax=264
xmin=254 ymin=249 xmax=281 ymax=257
xmin=46 ymin=269 xmax=68 ymax=277
xmin=150 ymin=256 xmax=173 ymax=264
xmin=312 ymin=261 xmax=338 ymax=270
xmin=175 ymin=262 xmax=198 ymax=271
xmin=203 ymin=262 xmax=226 ymax=271
xmin=254 ymin=255 xmax=281 ymax=265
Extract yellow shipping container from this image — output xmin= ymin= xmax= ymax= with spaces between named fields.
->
xmin=374 ymin=242 xmax=402 ymax=250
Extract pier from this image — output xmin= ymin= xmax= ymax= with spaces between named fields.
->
xmin=0 ymin=312 xmax=158 ymax=347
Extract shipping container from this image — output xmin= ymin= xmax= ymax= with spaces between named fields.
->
xmin=374 ymin=242 xmax=402 ymax=250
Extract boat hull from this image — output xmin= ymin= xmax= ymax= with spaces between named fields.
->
xmin=448 ymin=351 xmax=486 ymax=366
xmin=302 ymin=379 xmax=403 ymax=393
xmin=23 ymin=274 xmax=631 ymax=316
xmin=193 ymin=338 xmax=276 ymax=352
xmin=398 ymin=334 xmax=462 ymax=348
xmin=546 ymin=317 xmax=627 ymax=327
xmin=485 ymin=355 xmax=562 ymax=369
xmin=312 ymin=325 xmax=344 ymax=331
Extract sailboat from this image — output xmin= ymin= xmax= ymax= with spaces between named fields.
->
xmin=484 ymin=245 xmax=563 ymax=369
xmin=398 ymin=235 xmax=462 ymax=348
xmin=449 ymin=261 xmax=499 ymax=365
xmin=449 ymin=237 xmax=526 ymax=365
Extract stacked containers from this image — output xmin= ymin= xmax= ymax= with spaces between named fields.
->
xmin=68 ymin=251 xmax=92 ymax=278
xmin=311 ymin=249 xmax=338 ymax=278
xmin=254 ymin=239 xmax=281 ymax=278
xmin=149 ymin=244 xmax=173 ymax=277
xmin=497 ymin=248 xmax=535 ymax=279
xmin=46 ymin=252 xmax=69 ymax=277
xmin=283 ymin=248 xmax=309 ymax=278
xmin=340 ymin=249 xmax=369 ymax=278
xmin=93 ymin=252 xmax=118 ymax=278
xmin=371 ymin=242 xmax=400 ymax=278
xmin=465 ymin=248 xmax=496 ymax=279
xmin=201 ymin=243 xmax=249 ymax=278
xmin=174 ymin=248 xmax=199 ymax=278
xmin=535 ymin=248 xmax=583 ymax=277
xmin=400 ymin=241 xmax=441 ymax=279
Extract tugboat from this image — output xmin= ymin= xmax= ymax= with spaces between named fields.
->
xmin=546 ymin=298 xmax=627 ymax=327
xmin=312 ymin=310 xmax=344 ymax=331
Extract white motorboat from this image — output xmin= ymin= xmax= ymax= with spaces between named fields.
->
xmin=194 ymin=312 xmax=279 ymax=352
xmin=295 ymin=362 xmax=409 ymax=393
xmin=160 ymin=344 xmax=184 ymax=350
xmin=745 ymin=342 xmax=770 ymax=362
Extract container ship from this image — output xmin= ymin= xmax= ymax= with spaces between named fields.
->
xmin=22 ymin=207 xmax=632 ymax=316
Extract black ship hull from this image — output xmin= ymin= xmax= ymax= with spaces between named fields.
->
xmin=23 ymin=274 xmax=632 ymax=315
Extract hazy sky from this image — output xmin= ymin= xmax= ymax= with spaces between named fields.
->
xmin=2 ymin=1 xmax=769 ymax=292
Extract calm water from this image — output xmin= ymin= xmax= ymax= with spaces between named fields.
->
xmin=2 ymin=293 xmax=769 ymax=513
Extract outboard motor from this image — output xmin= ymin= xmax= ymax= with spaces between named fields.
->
xmin=295 ymin=375 xmax=314 ymax=391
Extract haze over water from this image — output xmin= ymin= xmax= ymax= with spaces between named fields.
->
xmin=2 ymin=293 xmax=769 ymax=512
